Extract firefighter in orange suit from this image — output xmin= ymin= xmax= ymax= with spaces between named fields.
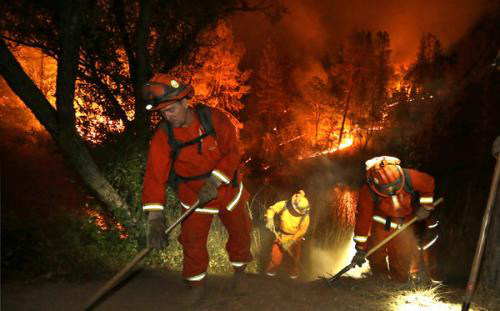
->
xmin=265 ymin=190 xmax=310 ymax=279
xmin=351 ymin=156 xmax=435 ymax=282
xmin=141 ymin=74 xmax=252 ymax=304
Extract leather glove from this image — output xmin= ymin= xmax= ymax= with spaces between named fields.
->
xmin=265 ymin=218 xmax=275 ymax=232
xmin=147 ymin=211 xmax=167 ymax=249
xmin=415 ymin=206 xmax=431 ymax=221
xmin=198 ymin=176 xmax=221 ymax=204
xmin=351 ymin=249 xmax=367 ymax=267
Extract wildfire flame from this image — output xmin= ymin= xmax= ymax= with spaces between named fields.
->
xmin=84 ymin=206 xmax=128 ymax=239
xmin=299 ymin=134 xmax=354 ymax=159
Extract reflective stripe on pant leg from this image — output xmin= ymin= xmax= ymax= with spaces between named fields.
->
xmin=186 ymin=272 xmax=207 ymax=282
xmin=178 ymin=211 xmax=213 ymax=280
xmin=219 ymin=196 xmax=253 ymax=266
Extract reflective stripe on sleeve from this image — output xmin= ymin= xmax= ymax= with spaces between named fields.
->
xmin=226 ymin=182 xmax=244 ymax=211
xmin=185 ymin=272 xmax=206 ymax=282
xmin=372 ymin=215 xmax=400 ymax=230
xmin=211 ymin=170 xmax=231 ymax=184
xmin=180 ymin=202 xmax=219 ymax=214
xmin=143 ymin=204 xmax=164 ymax=211
xmin=420 ymin=196 xmax=434 ymax=204
xmin=353 ymin=235 xmax=368 ymax=243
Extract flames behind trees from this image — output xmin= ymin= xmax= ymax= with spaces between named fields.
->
xmin=3 ymin=3 xmax=469 ymax=175
xmin=243 ymin=29 xmax=396 ymax=170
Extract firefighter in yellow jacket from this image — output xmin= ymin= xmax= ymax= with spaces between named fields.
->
xmin=265 ymin=190 xmax=310 ymax=279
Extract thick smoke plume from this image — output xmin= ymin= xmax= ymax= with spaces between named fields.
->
xmin=232 ymin=0 xmax=489 ymax=71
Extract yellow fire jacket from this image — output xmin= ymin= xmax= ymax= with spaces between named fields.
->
xmin=265 ymin=200 xmax=310 ymax=243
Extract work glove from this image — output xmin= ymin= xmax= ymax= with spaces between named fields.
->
xmin=351 ymin=249 xmax=367 ymax=267
xmin=265 ymin=218 xmax=275 ymax=232
xmin=198 ymin=176 xmax=221 ymax=204
xmin=415 ymin=206 xmax=431 ymax=221
xmin=147 ymin=211 xmax=167 ymax=250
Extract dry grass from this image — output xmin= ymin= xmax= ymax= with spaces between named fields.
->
xmin=385 ymin=285 xmax=462 ymax=311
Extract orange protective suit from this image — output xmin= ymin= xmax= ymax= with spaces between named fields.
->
xmin=354 ymin=169 xmax=435 ymax=281
xmin=142 ymin=106 xmax=252 ymax=283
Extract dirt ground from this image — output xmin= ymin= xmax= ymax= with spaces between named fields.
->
xmin=2 ymin=269 xmax=500 ymax=311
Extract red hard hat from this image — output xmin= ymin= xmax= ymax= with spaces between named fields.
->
xmin=142 ymin=74 xmax=194 ymax=111
xmin=365 ymin=156 xmax=404 ymax=197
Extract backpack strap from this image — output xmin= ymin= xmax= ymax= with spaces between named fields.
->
xmin=195 ymin=105 xmax=239 ymax=188
xmin=162 ymin=104 xmax=217 ymax=193
xmin=164 ymin=105 xmax=214 ymax=155
xmin=367 ymin=185 xmax=381 ymax=207
xmin=195 ymin=104 xmax=216 ymax=138
xmin=402 ymin=168 xmax=419 ymax=208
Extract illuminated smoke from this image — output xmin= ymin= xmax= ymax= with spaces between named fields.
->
xmin=232 ymin=0 xmax=489 ymax=70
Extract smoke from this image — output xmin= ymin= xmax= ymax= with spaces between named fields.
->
xmin=306 ymin=239 xmax=371 ymax=281
xmin=232 ymin=0 xmax=490 ymax=70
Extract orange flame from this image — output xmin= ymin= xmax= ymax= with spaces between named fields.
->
xmin=84 ymin=207 xmax=128 ymax=239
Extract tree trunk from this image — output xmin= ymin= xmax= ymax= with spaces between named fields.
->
xmin=338 ymin=84 xmax=353 ymax=149
xmin=124 ymin=0 xmax=152 ymax=137
xmin=0 ymin=6 xmax=134 ymax=223
xmin=0 ymin=40 xmax=59 ymax=137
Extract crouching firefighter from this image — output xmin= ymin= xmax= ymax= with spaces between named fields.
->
xmin=141 ymin=74 xmax=253 ymax=305
xmin=351 ymin=156 xmax=437 ymax=282
xmin=265 ymin=190 xmax=310 ymax=280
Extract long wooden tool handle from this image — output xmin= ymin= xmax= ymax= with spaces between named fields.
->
xmin=366 ymin=197 xmax=443 ymax=257
xmin=326 ymin=197 xmax=443 ymax=286
xmin=164 ymin=200 xmax=202 ymax=235
xmin=462 ymin=155 xmax=500 ymax=311
xmin=83 ymin=200 xmax=203 ymax=311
